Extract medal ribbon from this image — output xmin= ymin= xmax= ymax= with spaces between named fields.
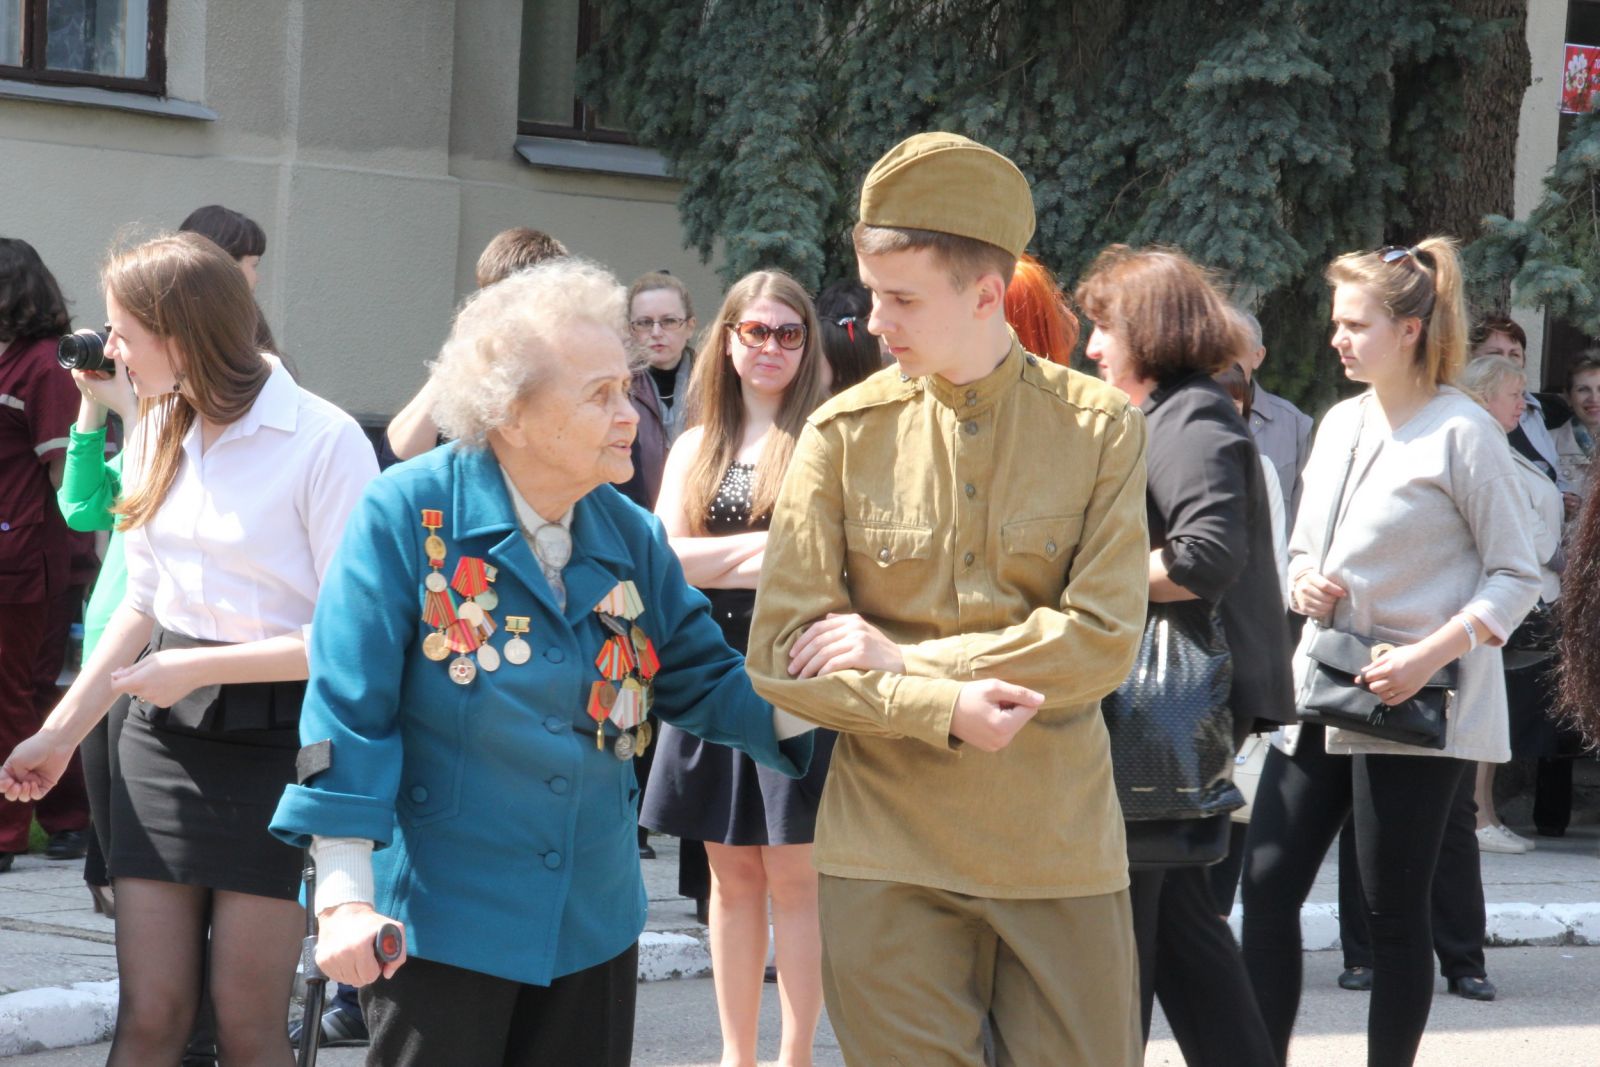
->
xmin=422 ymin=588 xmax=458 ymax=629
xmin=451 ymin=556 xmax=490 ymax=597
xmin=446 ymin=618 xmax=482 ymax=654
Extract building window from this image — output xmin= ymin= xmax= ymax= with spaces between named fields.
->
xmin=519 ymin=0 xmax=629 ymax=143
xmin=0 ymin=0 xmax=166 ymax=95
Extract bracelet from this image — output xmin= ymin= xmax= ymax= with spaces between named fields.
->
xmin=1458 ymin=616 xmax=1478 ymax=651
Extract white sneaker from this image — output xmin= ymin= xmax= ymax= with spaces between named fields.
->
xmin=1500 ymin=826 xmax=1537 ymax=851
xmin=1476 ymin=824 xmax=1529 ymax=854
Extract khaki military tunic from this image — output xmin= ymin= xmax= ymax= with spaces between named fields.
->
xmin=747 ymin=340 xmax=1149 ymax=899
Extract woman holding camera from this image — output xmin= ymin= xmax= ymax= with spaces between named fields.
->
xmin=1 ymin=232 xmax=378 ymax=1066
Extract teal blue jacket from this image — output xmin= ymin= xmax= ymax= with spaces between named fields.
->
xmin=271 ymin=443 xmax=809 ymax=985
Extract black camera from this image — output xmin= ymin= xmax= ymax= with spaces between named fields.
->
xmin=58 ymin=327 xmax=113 ymax=374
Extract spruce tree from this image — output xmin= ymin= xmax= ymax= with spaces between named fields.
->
xmin=583 ymin=0 xmax=1525 ymax=411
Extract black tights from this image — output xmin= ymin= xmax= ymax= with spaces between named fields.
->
xmin=108 ymin=878 xmax=303 ymax=1067
xmin=1240 ymin=726 xmax=1468 ymax=1067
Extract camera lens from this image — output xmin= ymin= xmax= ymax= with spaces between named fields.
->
xmin=57 ymin=329 xmax=112 ymax=373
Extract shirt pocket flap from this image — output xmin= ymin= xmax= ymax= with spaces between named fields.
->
xmin=844 ymin=520 xmax=934 ymax=567
xmin=1001 ymin=514 xmax=1083 ymax=561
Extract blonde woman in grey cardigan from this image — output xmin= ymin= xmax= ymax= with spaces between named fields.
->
xmin=1239 ymin=237 xmax=1541 ymax=1067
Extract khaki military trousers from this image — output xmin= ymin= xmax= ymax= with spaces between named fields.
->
xmin=817 ymin=876 xmax=1140 ymax=1067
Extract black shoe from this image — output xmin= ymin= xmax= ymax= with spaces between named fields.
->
xmin=44 ymin=830 xmax=89 ymax=861
xmin=639 ymin=843 xmax=656 ymax=860
xmin=763 ymin=965 xmax=778 ymax=984
xmin=289 ymin=1000 xmax=370 ymax=1049
xmin=1536 ymin=825 xmax=1567 ymax=838
xmin=1447 ymin=975 xmax=1496 ymax=1001
xmin=179 ymin=1049 xmax=218 ymax=1067
xmin=1338 ymin=966 xmax=1372 ymax=991
xmin=0 ymin=853 xmax=13 ymax=873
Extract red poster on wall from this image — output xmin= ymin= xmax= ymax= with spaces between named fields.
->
xmin=1561 ymin=44 xmax=1600 ymax=114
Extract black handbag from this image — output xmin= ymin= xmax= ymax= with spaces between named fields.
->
xmin=1294 ymin=401 xmax=1454 ymax=749
xmin=1102 ymin=602 xmax=1244 ymax=862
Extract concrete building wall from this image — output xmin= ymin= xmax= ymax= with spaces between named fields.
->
xmin=0 ymin=0 xmax=723 ymax=425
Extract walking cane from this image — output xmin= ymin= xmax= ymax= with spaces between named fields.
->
xmin=297 ymin=860 xmax=404 ymax=1067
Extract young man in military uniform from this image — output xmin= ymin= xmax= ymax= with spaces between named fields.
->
xmin=746 ymin=132 xmax=1149 ymax=1066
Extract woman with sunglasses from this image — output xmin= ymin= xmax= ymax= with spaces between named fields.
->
xmin=1239 ymin=238 xmax=1540 ymax=1066
xmin=642 ymin=270 xmax=834 ymax=1067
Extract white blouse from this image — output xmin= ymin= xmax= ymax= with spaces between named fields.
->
xmin=122 ymin=359 xmax=378 ymax=643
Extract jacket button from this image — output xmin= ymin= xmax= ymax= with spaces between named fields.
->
xmin=963 ymin=420 xmax=978 ymax=435
xmin=963 ymin=551 xmax=975 ymax=566
xmin=877 ymin=547 xmax=890 ymax=562
xmin=543 ymin=851 xmax=562 ymax=870
xmin=1046 ymin=541 xmax=1057 ymax=556
xmin=964 ymin=483 xmax=976 ymax=499
xmin=544 ymin=715 xmax=567 ymax=733
xmin=965 ymin=389 xmax=978 ymax=406
xmin=409 ymin=785 xmax=429 ymax=804
xmin=544 ymin=647 xmax=565 ymax=664
xmin=548 ymin=776 xmax=569 ymax=795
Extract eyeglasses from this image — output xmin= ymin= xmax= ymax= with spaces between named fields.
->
xmin=726 ymin=320 xmax=807 ymax=351
xmin=629 ymin=316 xmax=688 ymax=334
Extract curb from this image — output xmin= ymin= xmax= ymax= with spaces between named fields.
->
xmin=4 ymin=905 xmax=1597 ymax=1056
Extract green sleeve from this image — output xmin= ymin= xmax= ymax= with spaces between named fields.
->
xmin=56 ymin=425 xmax=123 ymax=532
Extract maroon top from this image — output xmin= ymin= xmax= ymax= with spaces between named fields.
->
xmin=0 ymin=336 xmax=79 ymax=603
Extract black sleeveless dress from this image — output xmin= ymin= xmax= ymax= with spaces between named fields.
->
xmin=641 ymin=461 xmax=834 ymax=846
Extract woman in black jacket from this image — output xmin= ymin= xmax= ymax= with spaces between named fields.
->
xmin=1076 ymin=245 xmax=1293 ymax=1067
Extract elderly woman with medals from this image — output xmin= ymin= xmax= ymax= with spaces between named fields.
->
xmin=269 ymin=259 xmax=812 ymax=1067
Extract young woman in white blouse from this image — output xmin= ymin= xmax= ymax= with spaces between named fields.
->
xmin=1239 ymin=238 xmax=1541 ymax=1067
xmin=0 ymin=233 xmax=377 ymax=1066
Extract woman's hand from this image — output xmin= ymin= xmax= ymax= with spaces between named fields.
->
xmin=109 ymin=649 xmax=206 ymax=708
xmin=0 ymin=732 xmax=76 ymax=803
xmin=1291 ymin=570 xmax=1348 ymax=618
xmin=788 ymin=613 xmax=905 ymax=678
xmin=315 ymin=903 xmax=407 ymax=987
xmin=72 ymin=364 xmax=137 ymax=426
xmin=1357 ymin=644 xmax=1443 ymax=707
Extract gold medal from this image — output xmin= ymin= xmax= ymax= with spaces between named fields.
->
xmin=422 ymin=631 xmax=450 ymax=661
xmin=425 ymin=572 xmax=448 ymax=593
xmin=635 ymin=720 xmax=653 ymax=753
xmin=448 ymin=655 xmax=477 ymax=685
xmin=425 ymin=534 xmax=447 ymax=562
xmin=477 ymin=643 xmax=501 ymax=672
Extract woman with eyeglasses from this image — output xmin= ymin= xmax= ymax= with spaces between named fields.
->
xmin=628 ymin=272 xmax=699 ymax=443
xmin=642 ymin=270 xmax=834 ymax=1067
xmin=1239 ymin=238 xmax=1541 ymax=1066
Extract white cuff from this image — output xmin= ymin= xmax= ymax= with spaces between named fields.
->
xmin=309 ymin=835 xmax=375 ymax=915
xmin=772 ymin=708 xmax=816 ymax=741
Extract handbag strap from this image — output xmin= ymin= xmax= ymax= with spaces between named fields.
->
xmin=1315 ymin=397 xmax=1369 ymax=574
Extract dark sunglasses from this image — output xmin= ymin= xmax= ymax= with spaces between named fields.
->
xmin=726 ymin=320 xmax=807 ymax=351
xmin=1378 ymin=245 xmax=1417 ymax=264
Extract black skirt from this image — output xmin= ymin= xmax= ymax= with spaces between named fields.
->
xmin=107 ymin=626 xmax=306 ymax=901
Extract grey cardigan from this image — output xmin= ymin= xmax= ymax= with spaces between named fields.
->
xmin=1287 ymin=387 xmax=1541 ymax=762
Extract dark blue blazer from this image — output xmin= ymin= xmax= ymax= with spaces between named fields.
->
xmin=272 ymin=442 xmax=809 ymax=985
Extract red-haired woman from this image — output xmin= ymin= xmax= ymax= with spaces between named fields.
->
xmin=1005 ymin=253 xmax=1079 ymax=364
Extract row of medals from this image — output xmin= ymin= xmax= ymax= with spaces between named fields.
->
xmin=417 ymin=509 xmax=654 ymax=761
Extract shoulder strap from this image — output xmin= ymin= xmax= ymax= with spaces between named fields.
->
xmin=1316 ymin=398 xmax=1368 ymax=573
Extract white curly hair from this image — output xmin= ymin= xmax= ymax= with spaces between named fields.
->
xmin=429 ymin=257 xmax=630 ymax=443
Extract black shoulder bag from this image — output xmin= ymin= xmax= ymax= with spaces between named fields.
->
xmin=1295 ymin=404 xmax=1455 ymax=749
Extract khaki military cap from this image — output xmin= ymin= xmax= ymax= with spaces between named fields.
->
xmin=859 ymin=132 xmax=1035 ymax=257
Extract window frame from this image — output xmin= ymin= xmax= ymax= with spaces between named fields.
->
xmin=0 ymin=0 xmax=168 ymax=97
xmin=517 ymin=0 xmax=632 ymax=145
